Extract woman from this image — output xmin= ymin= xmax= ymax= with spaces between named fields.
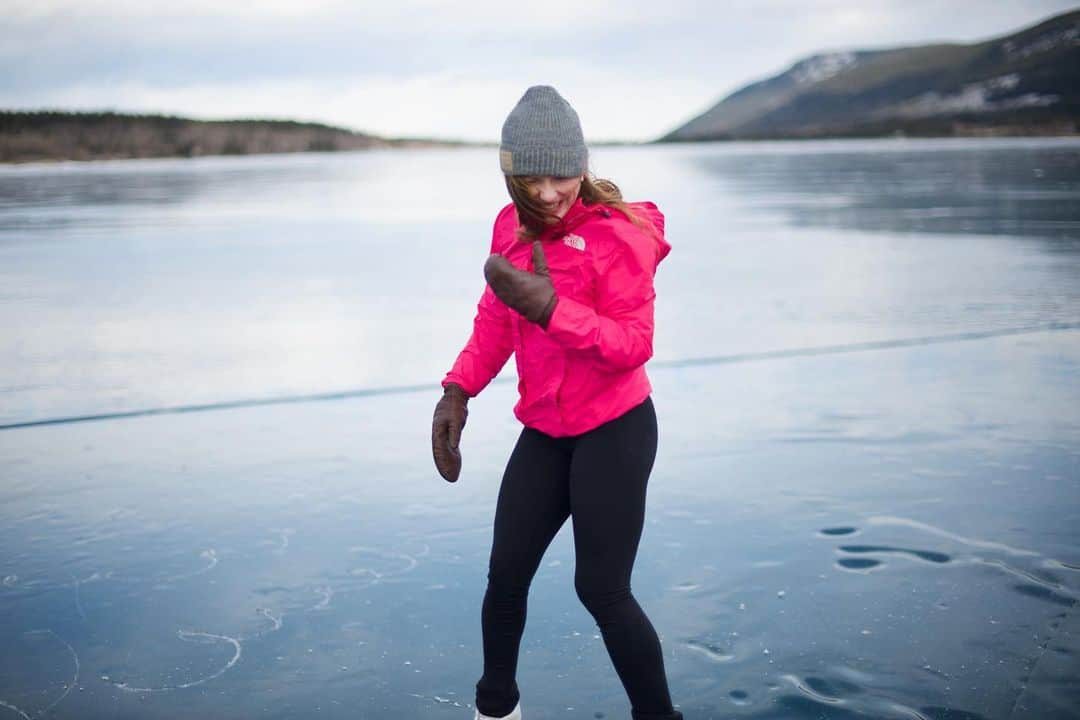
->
xmin=431 ymin=86 xmax=681 ymax=720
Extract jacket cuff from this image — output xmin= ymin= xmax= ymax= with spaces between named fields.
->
xmin=543 ymin=296 xmax=597 ymax=350
xmin=442 ymin=376 xmax=476 ymax=397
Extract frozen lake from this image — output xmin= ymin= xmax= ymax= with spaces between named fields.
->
xmin=1 ymin=138 xmax=1079 ymax=719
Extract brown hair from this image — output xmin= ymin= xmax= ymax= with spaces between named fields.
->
xmin=505 ymin=172 xmax=641 ymax=239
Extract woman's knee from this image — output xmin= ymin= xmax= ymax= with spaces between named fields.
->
xmin=486 ymin=561 xmax=535 ymax=600
xmin=574 ymin=576 xmax=632 ymax=616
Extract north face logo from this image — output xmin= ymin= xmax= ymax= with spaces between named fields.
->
xmin=563 ymin=234 xmax=586 ymax=251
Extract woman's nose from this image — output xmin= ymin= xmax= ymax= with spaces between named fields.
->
xmin=535 ymin=180 xmax=558 ymax=203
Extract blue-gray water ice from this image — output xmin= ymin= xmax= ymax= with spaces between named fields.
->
xmin=1 ymin=139 xmax=1078 ymax=719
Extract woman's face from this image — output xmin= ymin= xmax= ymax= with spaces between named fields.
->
xmin=522 ymin=175 xmax=583 ymax=221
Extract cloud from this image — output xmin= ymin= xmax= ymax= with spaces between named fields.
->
xmin=3 ymin=69 xmax=713 ymax=143
xmin=2 ymin=0 xmax=1077 ymax=141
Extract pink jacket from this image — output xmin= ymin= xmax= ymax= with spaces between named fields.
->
xmin=443 ymin=197 xmax=671 ymax=437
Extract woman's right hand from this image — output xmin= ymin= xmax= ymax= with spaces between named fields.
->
xmin=483 ymin=241 xmax=558 ymax=328
xmin=432 ymin=383 xmax=469 ymax=482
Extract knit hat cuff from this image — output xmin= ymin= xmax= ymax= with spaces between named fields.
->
xmin=500 ymin=145 xmax=588 ymax=177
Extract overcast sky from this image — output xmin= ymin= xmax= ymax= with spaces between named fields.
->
xmin=3 ymin=1 xmax=1077 ymax=142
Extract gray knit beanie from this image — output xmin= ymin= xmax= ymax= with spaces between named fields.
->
xmin=499 ymin=85 xmax=587 ymax=177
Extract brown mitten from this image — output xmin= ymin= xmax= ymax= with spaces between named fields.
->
xmin=483 ymin=241 xmax=558 ymax=328
xmin=432 ymin=383 xmax=469 ymax=482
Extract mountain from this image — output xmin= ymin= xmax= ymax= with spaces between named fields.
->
xmin=0 ymin=112 xmax=458 ymax=163
xmin=661 ymin=9 xmax=1080 ymax=141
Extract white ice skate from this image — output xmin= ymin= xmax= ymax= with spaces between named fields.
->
xmin=474 ymin=702 xmax=522 ymax=720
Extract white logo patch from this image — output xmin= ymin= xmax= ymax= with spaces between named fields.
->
xmin=563 ymin=234 xmax=586 ymax=251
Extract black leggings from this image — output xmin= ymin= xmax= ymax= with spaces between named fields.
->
xmin=476 ymin=397 xmax=681 ymax=720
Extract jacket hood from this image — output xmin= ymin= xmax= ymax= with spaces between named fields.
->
xmin=627 ymin=200 xmax=671 ymax=269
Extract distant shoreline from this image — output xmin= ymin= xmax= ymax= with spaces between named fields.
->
xmin=654 ymin=119 xmax=1077 ymax=144
xmin=0 ymin=111 xmax=472 ymax=164
xmin=3 ymin=110 xmax=1076 ymax=165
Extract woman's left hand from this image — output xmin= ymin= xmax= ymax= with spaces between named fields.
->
xmin=432 ymin=383 xmax=468 ymax=482
xmin=483 ymin=241 xmax=558 ymax=328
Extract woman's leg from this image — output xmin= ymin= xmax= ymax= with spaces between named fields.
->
xmin=569 ymin=398 xmax=682 ymax=720
xmin=476 ymin=427 xmax=572 ymax=717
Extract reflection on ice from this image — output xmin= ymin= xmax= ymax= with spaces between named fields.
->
xmin=0 ymin=141 xmax=1078 ymax=717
